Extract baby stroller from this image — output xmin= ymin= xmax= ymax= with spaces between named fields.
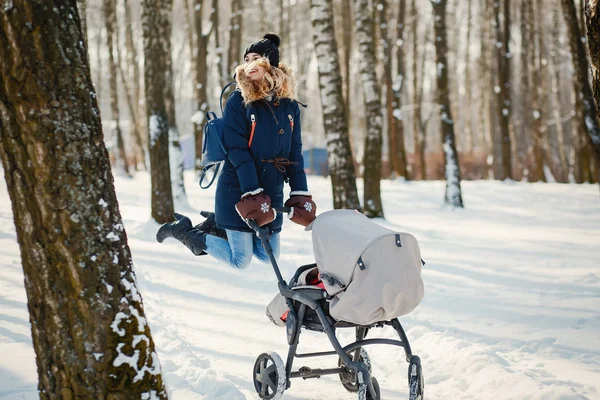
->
xmin=246 ymin=208 xmax=425 ymax=400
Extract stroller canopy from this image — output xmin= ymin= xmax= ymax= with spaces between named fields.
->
xmin=308 ymin=209 xmax=397 ymax=290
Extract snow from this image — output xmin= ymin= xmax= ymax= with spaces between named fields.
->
xmin=436 ymin=62 xmax=445 ymax=78
xmin=190 ymin=110 xmax=205 ymax=125
xmin=1 ymin=172 xmax=600 ymax=399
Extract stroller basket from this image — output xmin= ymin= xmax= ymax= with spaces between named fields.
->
xmin=247 ymin=208 xmax=425 ymax=400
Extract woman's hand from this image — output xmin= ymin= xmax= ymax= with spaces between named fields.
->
xmin=235 ymin=189 xmax=276 ymax=227
xmin=284 ymin=194 xmax=317 ymax=227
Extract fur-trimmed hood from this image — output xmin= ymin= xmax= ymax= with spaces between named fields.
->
xmin=234 ymin=62 xmax=296 ymax=105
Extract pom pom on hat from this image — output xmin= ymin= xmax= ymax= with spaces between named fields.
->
xmin=263 ymin=33 xmax=281 ymax=47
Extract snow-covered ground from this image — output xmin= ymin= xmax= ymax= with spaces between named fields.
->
xmin=1 ymin=172 xmax=599 ymax=400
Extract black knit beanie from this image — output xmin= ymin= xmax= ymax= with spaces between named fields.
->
xmin=244 ymin=33 xmax=281 ymax=68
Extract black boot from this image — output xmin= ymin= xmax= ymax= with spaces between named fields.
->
xmin=156 ymin=213 xmax=192 ymax=243
xmin=195 ymin=211 xmax=228 ymax=240
xmin=157 ymin=213 xmax=208 ymax=256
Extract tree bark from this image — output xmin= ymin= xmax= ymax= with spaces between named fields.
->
xmin=0 ymin=2 xmax=168 ymax=397
xmin=309 ymin=0 xmax=362 ymax=211
xmin=104 ymin=0 xmax=131 ymax=176
xmin=562 ymin=0 xmax=600 ymax=181
xmin=432 ymin=0 xmax=464 ymax=207
xmin=143 ymin=0 xmax=175 ymax=223
xmin=392 ymin=0 xmax=409 ymax=179
xmin=587 ymin=0 xmax=600 ymax=183
xmin=494 ymin=0 xmax=513 ymax=180
xmin=76 ymin=0 xmax=87 ymax=49
xmin=586 ymin=0 xmax=600 ymax=150
xmin=354 ymin=0 xmax=384 ymax=218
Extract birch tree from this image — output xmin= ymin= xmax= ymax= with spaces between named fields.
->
xmin=143 ymin=0 xmax=175 ymax=223
xmin=309 ymin=0 xmax=362 ymax=211
xmin=0 ymin=1 xmax=168 ymax=397
xmin=432 ymin=0 xmax=464 ymax=207
xmin=354 ymin=0 xmax=384 ymax=217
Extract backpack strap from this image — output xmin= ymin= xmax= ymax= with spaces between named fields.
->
xmin=219 ymin=81 xmax=237 ymax=114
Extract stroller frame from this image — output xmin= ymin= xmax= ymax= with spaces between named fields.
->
xmin=248 ymin=209 xmax=424 ymax=400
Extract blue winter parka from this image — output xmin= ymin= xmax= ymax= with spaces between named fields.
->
xmin=215 ymin=66 xmax=308 ymax=233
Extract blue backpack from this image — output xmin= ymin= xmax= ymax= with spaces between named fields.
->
xmin=199 ymin=82 xmax=253 ymax=189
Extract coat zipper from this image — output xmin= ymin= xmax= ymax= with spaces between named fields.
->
xmin=263 ymin=100 xmax=279 ymax=125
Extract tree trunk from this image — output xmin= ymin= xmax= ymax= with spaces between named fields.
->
xmin=163 ymin=14 xmax=186 ymax=204
xmin=193 ymin=0 xmax=210 ymax=171
xmin=392 ymin=0 xmax=409 ymax=179
xmin=528 ymin=0 xmax=546 ymax=182
xmin=309 ymin=0 xmax=362 ymax=211
xmin=494 ymin=0 xmax=513 ymax=180
xmin=259 ymin=0 xmax=267 ymax=33
xmin=227 ymin=0 xmax=244 ymax=77
xmin=341 ymin=0 xmax=353 ymax=124
xmin=585 ymin=0 xmax=600 ymax=180
xmin=411 ymin=0 xmax=425 ymax=179
xmin=76 ymin=0 xmax=87 ymax=49
xmin=519 ymin=0 xmax=531 ymax=176
xmin=464 ymin=0 xmax=474 ymax=153
xmin=123 ymin=0 xmax=147 ymax=170
xmin=562 ymin=0 xmax=600 ymax=181
xmin=354 ymin=0 xmax=384 ymax=218
xmin=432 ymin=0 xmax=464 ymax=207
xmin=104 ymin=0 xmax=131 ymax=176
xmin=0 ymin=2 xmax=168 ymax=398
xmin=378 ymin=0 xmax=399 ymax=178
xmin=548 ymin=6 xmax=570 ymax=182
xmin=479 ymin=0 xmax=493 ymax=175
xmin=143 ymin=0 xmax=175 ymax=223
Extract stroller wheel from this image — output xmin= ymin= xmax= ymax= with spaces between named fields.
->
xmin=358 ymin=376 xmax=381 ymax=400
xmin=338 ymin=348 xmax=372 ymax=393
xmin=408 ymin=355 xmax=424 ymax=400
xmin=253 ymin=352 xmax=286 ymax=400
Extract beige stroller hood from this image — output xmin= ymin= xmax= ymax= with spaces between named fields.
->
xmin=309 ymin=209 xmax=424 ymax=325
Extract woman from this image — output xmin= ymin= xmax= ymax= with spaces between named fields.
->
xmin=156 ymin=33 xmax=316 ymax=269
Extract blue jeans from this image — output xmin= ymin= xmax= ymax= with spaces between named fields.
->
xmin=204 ymin=229 xmax=280 ymax=269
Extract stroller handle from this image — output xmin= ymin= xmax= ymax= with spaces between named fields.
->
xmin=245 ymin=207 xmax=291 ymax=232
xmin=245 ymin=206 xmax=294 ymax=287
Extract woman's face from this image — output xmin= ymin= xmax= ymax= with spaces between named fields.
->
xmin=244 ymin=52 xmax=267 ymax=81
